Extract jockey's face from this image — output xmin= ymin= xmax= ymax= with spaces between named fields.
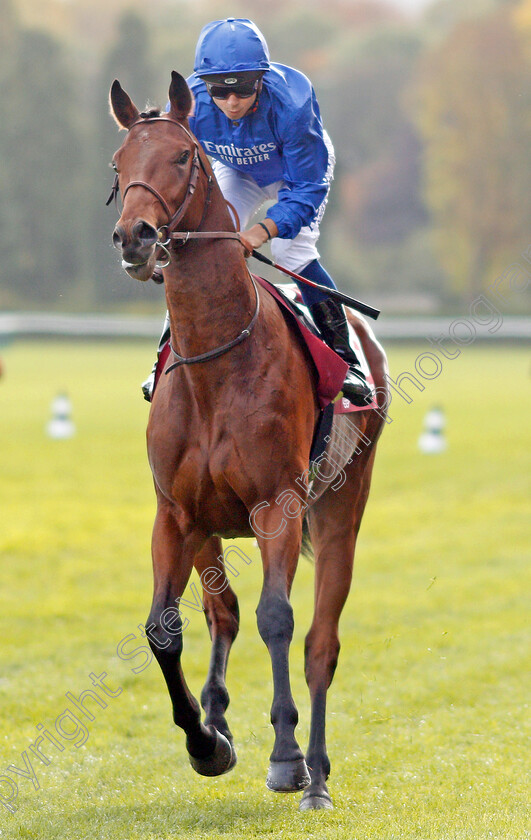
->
xmin=212 ymin=92 xmax=257 ymax=122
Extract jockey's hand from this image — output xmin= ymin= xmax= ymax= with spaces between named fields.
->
xmin=239 ymin=234 xmax=254 ymax=258
xmin=240 ymin=220 xmax=278 ymax=258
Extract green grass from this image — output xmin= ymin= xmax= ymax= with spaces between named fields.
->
xmin=0 ymin=340 xmax=529 ymax=839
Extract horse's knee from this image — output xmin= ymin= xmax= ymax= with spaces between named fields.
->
xmin=203 ymin=588 xmax=240 ymax=642
xmin=256 ymin=591 xmax=294 ymax=645
xmin=304 ymin=630 xmax=340 ymax=687
xmin=146 ymin=601 xmax=185 ymax=657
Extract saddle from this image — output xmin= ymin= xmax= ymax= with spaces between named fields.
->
xmin=252 ymin=277 xmax=376 ymax=464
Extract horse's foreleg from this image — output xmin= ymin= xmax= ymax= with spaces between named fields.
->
xmin=147 ymin=503 xmax=233 ymax=776
xmin=193 ymin=537 xmax=239 ymax=766
xmin=255 ymin=508 xmax=310 ymax=793
xmin=300 ymin=450 xmax=378 ymax=810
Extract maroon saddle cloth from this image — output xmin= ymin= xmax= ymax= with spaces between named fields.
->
xmin=153 ymin=275 xmax=376 ymax=414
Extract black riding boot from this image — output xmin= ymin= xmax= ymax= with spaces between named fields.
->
xmin=141 ymin=312 xmax=170 ymax=402
xmin=309 ymin=298 xmax=373 ymax=407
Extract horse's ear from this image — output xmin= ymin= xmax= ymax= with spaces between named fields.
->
xmin=109 ymin=80 xmax=139 ymax=130
xmin=168 ymin=71 xmax=193 ymax=121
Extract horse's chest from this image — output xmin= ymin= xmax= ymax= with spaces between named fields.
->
xmin=149 ymin=432 xmax=251 ymax=534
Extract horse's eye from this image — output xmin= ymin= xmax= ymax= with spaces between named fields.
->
xmin=176 ymin=150 xmax=190 ymax=166
xmin=110 ymin=161 xmax=118 ymax=173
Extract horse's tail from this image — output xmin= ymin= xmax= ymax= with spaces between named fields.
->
xmin=301 ymin=513 xmax=314 ymax=561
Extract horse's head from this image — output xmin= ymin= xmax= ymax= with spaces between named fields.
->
xmin=109 ymin=72 xmax=202 ymax=282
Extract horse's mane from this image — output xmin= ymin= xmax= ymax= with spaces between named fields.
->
xmin=139 ymin=106 xmax=163 ymax=119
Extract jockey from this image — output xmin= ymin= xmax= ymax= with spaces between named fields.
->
xmin=144 ymin=18 xmax=371 ymax=406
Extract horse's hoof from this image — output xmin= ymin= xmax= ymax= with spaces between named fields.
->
xmin=188 ymin=729 xmax=235 ymax=777
xmin=299 ymin=788 xmax=334 ymax=811
xmin=226 ymin=742 xmax=237 ymax=772
xmin=266 ymin=758 xmax=311 ymax=792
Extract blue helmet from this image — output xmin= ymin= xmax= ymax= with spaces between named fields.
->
xmin=194 ymin=18 xmax=271 ymax=77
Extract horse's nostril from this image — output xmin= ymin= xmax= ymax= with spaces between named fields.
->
xmin=112 ymin=227 xmax=124 ymax=249
xmin=133 ymin=220 xmax=158 ymax=246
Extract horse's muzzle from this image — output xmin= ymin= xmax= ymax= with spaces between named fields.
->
xmin=113 ymin=220 xmax=159 ymax=282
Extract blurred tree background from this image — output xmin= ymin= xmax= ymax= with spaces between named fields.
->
xmin=0 ymin=0 xmax=529 ymax=313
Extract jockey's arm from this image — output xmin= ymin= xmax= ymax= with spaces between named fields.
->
xmin=240 ymin=218 xmax=278 ymax=257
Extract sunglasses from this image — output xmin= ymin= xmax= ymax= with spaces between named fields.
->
xmin=206 ymin=79 xmax=260 ymax=100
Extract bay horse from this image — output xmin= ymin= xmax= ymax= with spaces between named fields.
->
xmin=109 ymin=72 xmax=388 ymax=811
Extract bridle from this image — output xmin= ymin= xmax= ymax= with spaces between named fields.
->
xmin=108 ymin=113 xmax=260 ymax=369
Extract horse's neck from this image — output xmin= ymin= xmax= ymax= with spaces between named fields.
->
xmin=164 ymin=183 xmax=255 ymax=366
